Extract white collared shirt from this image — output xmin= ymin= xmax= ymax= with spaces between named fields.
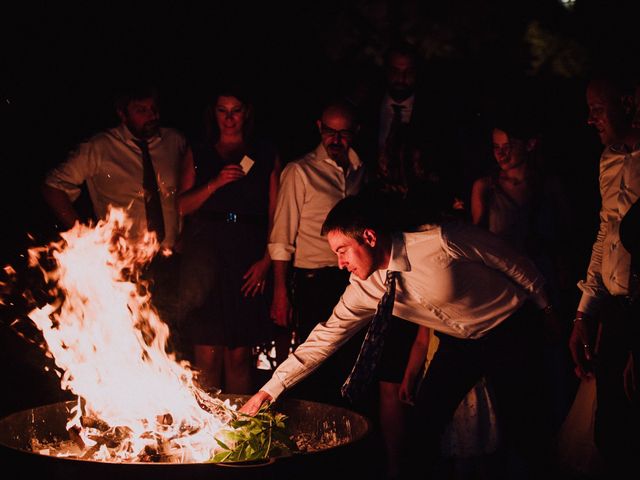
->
xmin=378 ymin=94 xmax=415 ymax=148
xmin=578 ymin=143 xmax=640 ymax=314
xmin=262 ymin=221 xmax=547 ymax=400
xmin=268 ymin=143 xmax=365 ymax=268
xmin=45 ymin=124 xmax=187 ymax=248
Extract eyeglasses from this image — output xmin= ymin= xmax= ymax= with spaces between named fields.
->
xmin=320 ymin=123 xmax=355 ymax=139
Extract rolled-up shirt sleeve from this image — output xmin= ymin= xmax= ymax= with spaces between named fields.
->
xmin=261 ymin=277 xmax=381 ymax=400
xmin=268 ymin=163 xmax=304 ymax=262
xmin=45 ymin=141 xmax=100 ymax=202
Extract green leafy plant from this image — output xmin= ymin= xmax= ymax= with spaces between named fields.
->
xmin=209 ymin=404 xmax=299 ymax=463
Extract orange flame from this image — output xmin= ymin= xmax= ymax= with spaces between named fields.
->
xmin=26 ymin=207 xmax=233 ymax=462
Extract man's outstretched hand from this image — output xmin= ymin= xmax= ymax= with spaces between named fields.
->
xmin=239 ymin=390 xmax=274 ymax=416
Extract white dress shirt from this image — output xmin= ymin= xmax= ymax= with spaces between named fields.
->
xmin=262 ymin=221 xmax=548 ymax=399
xmin=45 ymin=124 xmax=187 ymax=248
xmin=578 ymin=144 xmax=640 ymax=314
xmin=268 ymin=144 xmax=365 ymax=268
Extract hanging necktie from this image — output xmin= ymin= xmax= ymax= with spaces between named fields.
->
xmin=385 ymin=103 xmax=406 ymax=147
xmin=341 ymin=270 xmax=398 ymax=403
xmin=134 ymin=139 xmax=165 ymax=243
xmin=390 ymin=103 xmax=405 ymax=125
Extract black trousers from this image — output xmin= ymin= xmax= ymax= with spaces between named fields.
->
xmin=285 ymin=267 xmax=366 ymax=409
xmin=144 ymin=252 xmax=183 ymax=354
xmin=403 ymin=304 xmax=551 ymax=479
xmin=594 ymin=296 xmax=640 ymax=477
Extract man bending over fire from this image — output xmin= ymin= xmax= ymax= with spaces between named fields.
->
xmin=240 ymin=194 xmax=559 ymax=478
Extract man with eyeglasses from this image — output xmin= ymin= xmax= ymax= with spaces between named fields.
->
xmin=268 ymin=100 xmax=366 ymax=408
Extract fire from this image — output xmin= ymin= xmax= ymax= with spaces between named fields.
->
xmin=24 ymin=207 xmax=234 ymax=462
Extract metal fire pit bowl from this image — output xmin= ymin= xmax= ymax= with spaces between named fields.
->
xmin=0 ymin=395 xmax=372 ymax=479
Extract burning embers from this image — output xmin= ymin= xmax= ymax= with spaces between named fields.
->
xmin=14 ymin=208 xmax=241 ymax=462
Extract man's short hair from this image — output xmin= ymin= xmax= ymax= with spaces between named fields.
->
xmin=384 ymin=40 xmax=419 ymax=66
xmin=320 ymin=98 xmax=358 ymax=126
xmin=113 ymin=85 xmax=159 ymax=112
xmin=322 ymin=188 xmax=449 ymax=238
xmin=321 ymin=194 xmax=386 ymax=239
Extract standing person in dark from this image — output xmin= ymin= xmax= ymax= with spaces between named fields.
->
xmin=355 ymin=40 xmax=457 ymax=192
xmin=570 ymin=74 xmax=640 ymax=476
xmin=358 ymin=42 xmax=424 ymax=163
xmin=471 ymin=113 xmax=575 ymax=431
xmin=618 ymin=82 xmax=640 ymax=407
xmin=354 ymin=40 xmax=460 ymax=478
xmin=241 ymin=195 xmax=558 ymax=478
xmin=177 ymin=85 xmax=281 ymax=394
xmin=268 ymin=100 xmax=366 ymax=407
xmin=620 ymin=197 xmax=640 ymax=407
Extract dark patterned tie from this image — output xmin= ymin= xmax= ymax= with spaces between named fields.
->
xmin=134 ymin=139 xmax=165 ymax=243
xmin=390 ymin=103 xmax=405 ymax=124
xmin=341 ymin=270 xmax=398 ymax=402
xmin=385 ymin=104 xmax=405 ymax=148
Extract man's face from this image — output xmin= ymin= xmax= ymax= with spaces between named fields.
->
xmin=119 ymin=97 xmax=160 ymax=139
xmin=386 ymin=53 xmax=417 ymax=101
xmin=318 ymin=108 xmax=356 ymax=165
xmin=327 ymin=229 xmax=378 ymax=280
xmin=586 ymin=81 xmax=628 ymax=146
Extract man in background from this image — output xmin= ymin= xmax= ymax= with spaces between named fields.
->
xmin=42 ymin=84 xmax=189 ymax=344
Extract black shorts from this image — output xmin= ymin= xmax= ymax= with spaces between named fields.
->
xmin=376 ymin=316 xmax=419 ymax=383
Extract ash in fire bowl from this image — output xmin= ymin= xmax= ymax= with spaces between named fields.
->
xmin=0 ymin=396 xmax=371 ymax=465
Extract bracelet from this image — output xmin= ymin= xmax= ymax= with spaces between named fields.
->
xmin=573 ymin=317 xmax=584 ymax=323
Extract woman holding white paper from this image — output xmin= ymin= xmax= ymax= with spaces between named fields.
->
xmin=177 ymin=85 xmax=281 ymax=394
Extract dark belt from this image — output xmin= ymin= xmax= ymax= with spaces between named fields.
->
xmin=613 ymin=294 xmax=637 ymax=308
xmin=198 ymin=211 xmax=267 ymax=225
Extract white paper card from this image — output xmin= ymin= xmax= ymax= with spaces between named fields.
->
xmin=240 ymin=155 xmax=255 ymax=174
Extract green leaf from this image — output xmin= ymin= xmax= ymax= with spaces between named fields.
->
xmin=231 ymin=419 xmax=251 ymax=428
xmin=209 ymin=403 xmax=299 ymax=463
xmin=214 ymin=438 xmax=230 ymax=450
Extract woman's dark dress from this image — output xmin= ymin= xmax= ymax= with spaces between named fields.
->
xmin=179 ymin=137 xmax=275 ymax=348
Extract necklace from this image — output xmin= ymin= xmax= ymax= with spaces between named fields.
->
xmin=500 ymin=174 xmax=525 ymax=186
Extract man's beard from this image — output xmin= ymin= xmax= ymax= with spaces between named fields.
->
xmin=130 ymin=121 xmax=160 ymax=139
xmin=389 ymin=84 xmax=413 ymax=102
xmin=327 ymin=144 xmax=348 ymax=164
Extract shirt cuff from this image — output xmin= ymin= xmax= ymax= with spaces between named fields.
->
xmin=577 ymin=293 xmax=601 ymax=317
xmin=530 ymin=293 xmax=548 ymax=310
xmin=268 ymin=243 xmax=294 ymax=262
xmin=261 ymin=377 xmax=286 ymax=401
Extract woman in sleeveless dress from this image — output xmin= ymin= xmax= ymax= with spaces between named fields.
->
xmin=178 ymin=86 xmax=281 ymax=394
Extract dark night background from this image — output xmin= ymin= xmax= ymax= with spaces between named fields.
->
xmin=1 ymin=0 xmax=639 ymax=419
